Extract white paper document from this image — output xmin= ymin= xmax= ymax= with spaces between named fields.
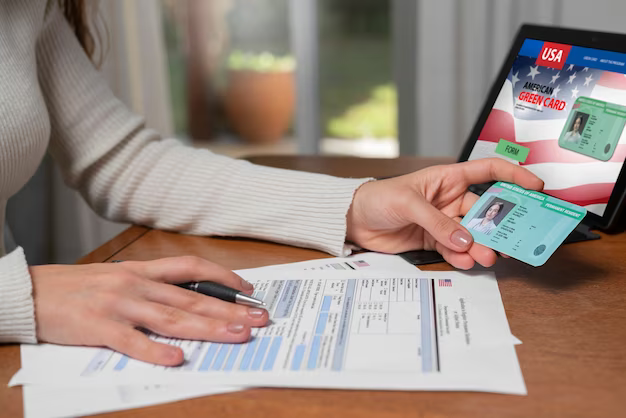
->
xmin=15 ymin=253 xmax=423 ymax=418
xmin=21 ymin=384 xmax=241 ymax=418
xmin=13 ymin=268 xmax=525 ymax=396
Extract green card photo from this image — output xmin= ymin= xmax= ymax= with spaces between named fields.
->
xmin=558 ymin=97 xmax=626 ymax=161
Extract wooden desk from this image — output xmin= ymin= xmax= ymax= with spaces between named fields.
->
xmin=2 ymin=156 xmax=625 ymax=417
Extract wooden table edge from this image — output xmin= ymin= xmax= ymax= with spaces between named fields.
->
xmin=76 ymin=225 xmax=151 ymax=264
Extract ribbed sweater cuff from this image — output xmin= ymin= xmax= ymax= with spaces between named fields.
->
xmin=0 ymin=247 xmax=37 ymax=343
xmin=207 ymin=162 xmax=374 ymax=256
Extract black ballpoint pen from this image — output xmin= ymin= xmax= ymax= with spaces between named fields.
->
xmin=110 ymin=261 xmax=266 ymax=308
xmin=176 ymin=281 xmax=266 ymax=308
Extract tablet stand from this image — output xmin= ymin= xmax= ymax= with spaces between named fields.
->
xmin=564 ymin=222 xmax=601 ymax=244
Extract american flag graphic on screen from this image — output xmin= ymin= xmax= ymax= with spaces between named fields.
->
xmin=438 ymin=279 xmax=452 ymax=287
xmin=469 ymin=54 xmax=626 ymax=216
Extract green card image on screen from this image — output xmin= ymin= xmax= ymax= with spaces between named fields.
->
xmin=558 ymin=97 xmax=626 ymax=161
xmin=461 ymin=182 xmax=587 ymax=267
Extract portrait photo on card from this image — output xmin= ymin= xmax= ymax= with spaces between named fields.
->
xmin=466 ymin=197 xmax=516 ymax=236
xmin=562 ymin=111 xmax=589 ymax=144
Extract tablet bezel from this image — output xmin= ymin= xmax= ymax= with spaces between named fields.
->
xmin=458 ymin=24 xmax=626 ymax=231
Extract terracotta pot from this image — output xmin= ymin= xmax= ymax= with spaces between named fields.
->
xmin=223 ymin=70 xmax=295 ymax=144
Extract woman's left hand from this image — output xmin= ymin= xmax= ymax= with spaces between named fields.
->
xmin=346 ymin=158 xmax=543 ymax=269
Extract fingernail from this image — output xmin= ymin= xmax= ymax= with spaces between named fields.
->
xmin=451 ymin=230 xmax=472 ymax=248
xmin=240 ymin=278 xmax=254 ymax=291
xmin=248 ymin=308 xmax=266 ymax=318
xmin=227 ymin=323 xmax=246 ymax=334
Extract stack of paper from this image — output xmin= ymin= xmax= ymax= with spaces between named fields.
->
xmin=10 ymin=253 xmax=525 ymax=418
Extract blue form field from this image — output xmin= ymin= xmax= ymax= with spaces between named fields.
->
xmin=224 ymin=344 xmax=242 ymax=372
xmin=331 ymin=279 xmax=357 ymax=371
xmin=199 ymin=343 xmax=219 ymax=371
xmin=291 ymin=344 xmax=306 ymax=371
xmin=251 ymin=336 xmax=271 ymax=371
xmin=239 ymin=338 xmax=260 ymax=371
xmin=275 ymin=280 xmax=301 ymax=318
xmin=263 ymin=336 xmax=283 ymax=371
xmin=315 ymin=312 xmax=329 ymax=335
xmin=307 ymin=335 xmax=322 ymax=370
xmin=114 ymin=355 xmax=129 ymax=371
xmin=420 ymin=278 xmax=434 ymax=372
xmin=83 ymin=349 xmax=113 ymax=376
xmin=321 ymin=295 xmax=332 ymax=312
xmin=212 ymin=344 xmax=231 ymax=371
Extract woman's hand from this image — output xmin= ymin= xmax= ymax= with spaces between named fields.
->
xmin=30 ymin=256 xmax=269 ymax=366
xmin=346 ymin=158 xmax=544 ymax=269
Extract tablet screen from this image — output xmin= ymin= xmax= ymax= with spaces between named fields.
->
xmin=467 ymin=39 xmax=626 ymax=217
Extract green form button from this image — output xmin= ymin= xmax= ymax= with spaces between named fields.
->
xmin=495 ymin=139 xmax=529 ymax=163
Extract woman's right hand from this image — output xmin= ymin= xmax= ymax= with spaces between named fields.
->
xmin=30 ymin=256 xmax=269 ymax=366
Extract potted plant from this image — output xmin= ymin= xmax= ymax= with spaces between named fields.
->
xmin=222 ymin=50 xmax=296 ymax=144
xmin=328 ymin=84 xmax=397 ymax=139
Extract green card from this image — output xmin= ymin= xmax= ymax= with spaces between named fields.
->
xmin=461 ymin=182 xmax=586 ymax=267
xmin=558 ymin=97 xmax=626 ymax=161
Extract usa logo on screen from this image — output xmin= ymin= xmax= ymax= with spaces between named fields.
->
xmin=535 ymin=42 xmax=572 ymax=70
xmin=438 ymin=279 xmax=452 ymax=287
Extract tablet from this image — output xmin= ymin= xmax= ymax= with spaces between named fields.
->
xmin=459 ymin=25 xmax=626 ymax=231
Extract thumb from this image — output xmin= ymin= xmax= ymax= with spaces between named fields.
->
xmin=409 ymin=197 xmax=474 ymax=252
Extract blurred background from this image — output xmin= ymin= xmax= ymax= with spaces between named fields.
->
xmin=6 ymin=0 xmax=626 ymax=264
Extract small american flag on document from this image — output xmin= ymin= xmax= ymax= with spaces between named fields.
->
xmin=353 ymin=260 xmax=370 ymax=267
xmin=438 ymin=279 xmax=452 ymax=287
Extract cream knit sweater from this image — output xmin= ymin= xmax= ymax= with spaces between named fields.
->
xmin=0 ymin=1 xmax=370 ymax=344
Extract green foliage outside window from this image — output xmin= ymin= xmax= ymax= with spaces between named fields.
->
xmin=328 ymin=84 xmax=396 ymax=139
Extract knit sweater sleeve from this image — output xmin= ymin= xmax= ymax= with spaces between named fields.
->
xmin=0 ymin=247 xmax=36 ymax=343
xmin=37 ymin=6 xmax=372 ymax=256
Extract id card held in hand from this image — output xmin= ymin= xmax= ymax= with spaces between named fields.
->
xmin=461 ymin=182 xmax=586 ymax=266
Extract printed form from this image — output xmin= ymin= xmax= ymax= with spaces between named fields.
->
xmin=13 ymin=268 xmax=525 ymax=395
xmin=84 ymin=275 xmax=440 ymax=376
xmin=17 ymin=253 xmax=424 ymax=418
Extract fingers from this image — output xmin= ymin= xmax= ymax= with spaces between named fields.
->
xmin=429 ymin=216 xmax=497 ymax=269
xmin=118 ymin=298 xmax=252 ymax=344
xmin=435 ymin=241 xmax=498 ymax=270
xmin=119 ymin=256 xmax=254 ymax=294
xmin=408 ymin=195 xmax=474 ymax=253
xmin=435 ymin=242 xmax=475 ymax=270
xmin=458 ymin=158 xmax=544 ymax=190
xmin=142 ymin=281 xmax=269 ymax=326
xmin=460 ymin=191 xmax=480 ymax=215
xmin=466 ymin=242 xmax=498 ymax=267
xmin=98 ymin=320 xmax=185 ymax=366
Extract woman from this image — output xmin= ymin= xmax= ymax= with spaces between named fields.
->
xmin=0 ymin=0 xmax=543 ymax=366
xmin=467 ymin=202 xmax=504 ymax=235
xmin=563 ymin=115 xmax=583 ymax=144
